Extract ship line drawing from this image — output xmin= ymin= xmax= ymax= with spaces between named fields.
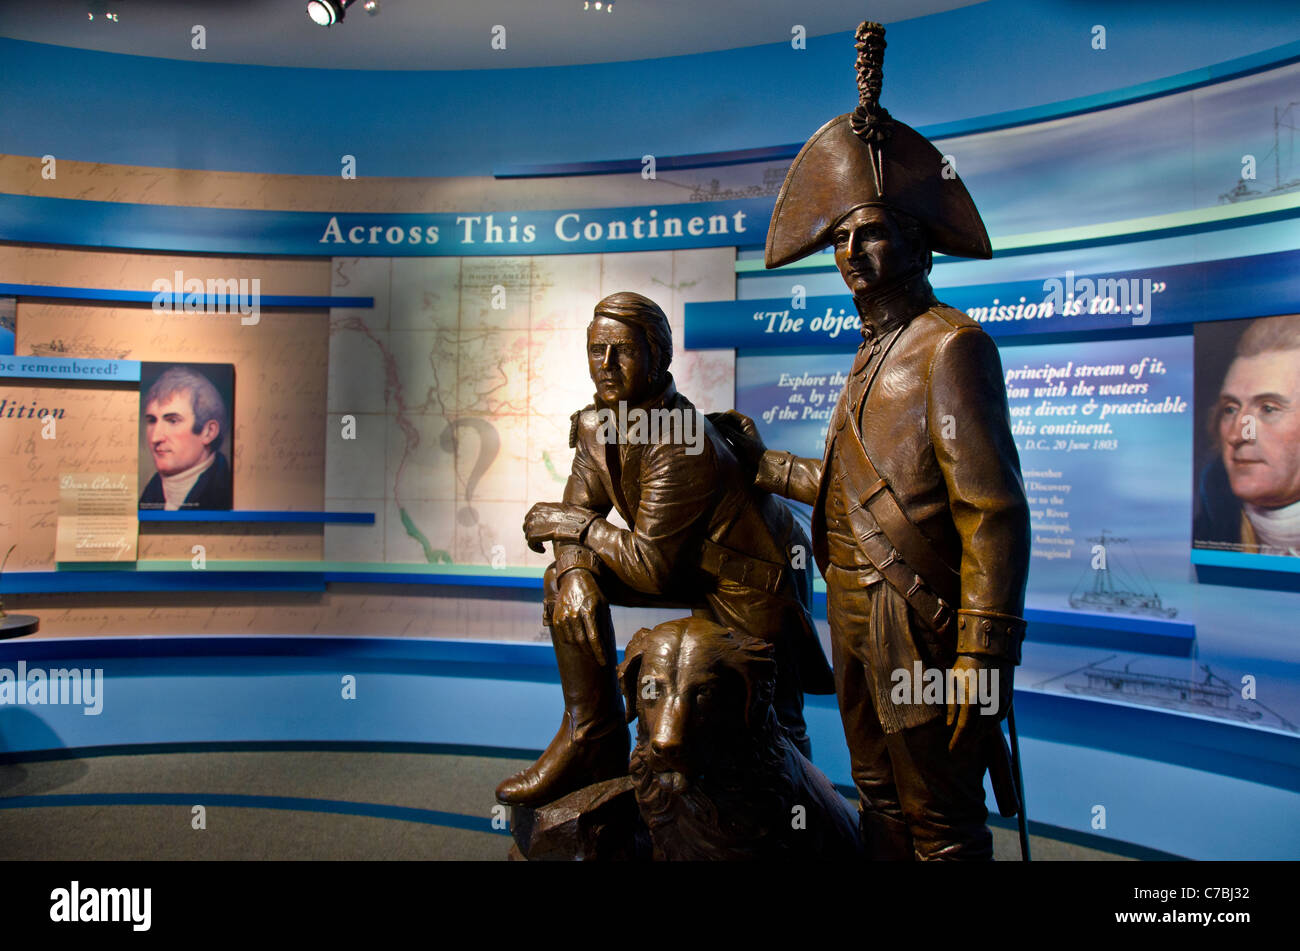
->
xmin=1037 ymin=655 xmax=1298 ymax=732
xmin=1068 ymin=530 xmax=1178 ymax=619
xmin=29 ymin=339 xmax=132 ymax=360
xmin=1219 ymin=99 xmax=1300 ymax=203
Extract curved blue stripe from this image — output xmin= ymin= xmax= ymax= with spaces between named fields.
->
xmin=3 ymin=191 xmax=1294 ymax=261
xmin=136 ymin=511 xmax=375 ymax=524
xmin=495 ymin=143 xmax=802 ymax=179
xmin=3 ymin=7 xmax=1296 ymax=178
xmin=919 ymin=39 xmax=1300 ymax=140
xmin=497 ymin=39 xmax=1300 ymax=179
xmin=747 ymin=205 xmax=1300 ymax=274
xmin=4 ymin=570 xmax=325 ymax=594
xmin=0 ymin=568 xmax=539 ymax=593
xmin=0 ymin=283 xmax=372 ymax=308
xmin=0 ymin=792 xmax=509 ymax=836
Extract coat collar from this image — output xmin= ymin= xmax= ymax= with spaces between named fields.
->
xmin=853 ymin=269 xmax=937 ymax=340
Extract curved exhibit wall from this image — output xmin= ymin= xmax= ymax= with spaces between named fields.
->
xmin=3 ymin=0 xmax=1300 ymax=177
xmin=1 ymin=635 xmax=1294 ymax=859
xmin=2 ymin=3 xmax=1299 ymax=860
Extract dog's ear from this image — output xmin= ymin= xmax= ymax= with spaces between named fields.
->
xmin=720 ymin=630 xmax=777 ymax=729
xmin=618 ymin=627 xmax=654 ymax=724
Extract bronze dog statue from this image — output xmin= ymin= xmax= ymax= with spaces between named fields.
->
xmin=618 ymin=617 xmax=862 ymax=860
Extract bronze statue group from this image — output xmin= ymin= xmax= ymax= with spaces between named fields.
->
xmin=498 ymin=22 xmax=1031 ymax=862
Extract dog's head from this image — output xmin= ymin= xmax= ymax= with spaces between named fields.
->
xmin=618 ymin=617 xmax=777 ymax=777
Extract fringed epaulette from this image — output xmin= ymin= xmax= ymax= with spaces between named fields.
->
xmin=569 ymin=404 xmax=595 ymax=448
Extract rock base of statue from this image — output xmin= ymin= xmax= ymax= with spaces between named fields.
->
xmin=506 ymin=775 xmax=651 ymax=861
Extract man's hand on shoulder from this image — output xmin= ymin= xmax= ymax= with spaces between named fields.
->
xmin=709 ymin=410 xmax=767 ymax=473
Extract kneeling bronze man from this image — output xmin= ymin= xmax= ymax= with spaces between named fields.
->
xmin=496 ymin=291 xmax=833 ymax=807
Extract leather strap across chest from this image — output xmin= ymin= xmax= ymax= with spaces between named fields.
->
xmin=826 ymin=326 xmax=962 ymax=634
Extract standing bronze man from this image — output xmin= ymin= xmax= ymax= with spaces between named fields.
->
xmin=721 ymin=22 xmax=1030 ymax=860
xmin=496 ymin=291 xmax=833 ymax=808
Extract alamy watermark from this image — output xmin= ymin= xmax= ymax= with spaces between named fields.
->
xmin=151 ymin=270 xmax=260 ymax=325
xmin=595 ymin=402 xmax=704 ymax=456
xmin=50 ymin=882 xmax=150 ymax=931
xmin=0 ymin=662 xmax=104 ymax=715
xmin=890 ymin=661 xmax=1001 ymax=716
xmin=1042 ymin=270 xmax=1163 ymax=327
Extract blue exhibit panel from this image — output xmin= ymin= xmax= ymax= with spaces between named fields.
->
xmin=6 ymin=572 xmax=325 ymax=594
xmin=0 ymin=355 xmax=140 ymax=382
xmin=688 ymin=249 xmax=1300 ymax=352
xmin=0 ymin=636 xmax=1296 ymax=859
xmin=1191 ymin=548 xmax=1300 ymax=575
xmin=1025 ymin=609 xmax=1195 ymax=657
xmin=0 ymin=193 xmax=772 ymax=258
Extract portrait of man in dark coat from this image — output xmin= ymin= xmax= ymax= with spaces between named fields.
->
xmin=139 ymin=364 xmax=234 ymax=511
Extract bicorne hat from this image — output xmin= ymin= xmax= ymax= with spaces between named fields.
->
xmin=765 ymin=21 xmax=992 ymax=269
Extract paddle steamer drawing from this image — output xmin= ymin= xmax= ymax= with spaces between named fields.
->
xmin=1039 ymin=656 xmax=1299 ymax=733
xmin=1069 ymin=530 xmax=1178 ymax=619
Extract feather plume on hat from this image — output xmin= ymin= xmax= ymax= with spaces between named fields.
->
xmin=765 ymin=21 xmax=992 ymax=269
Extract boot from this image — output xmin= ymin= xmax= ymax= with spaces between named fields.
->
xmin=860 ymin=808 xmax=916 ymax=861
xmin=495 ymin=614 xmax=628 ymax=806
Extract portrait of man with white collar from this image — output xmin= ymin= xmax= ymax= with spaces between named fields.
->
xmin=1195 ymin=314 xmax=1300 ymax=558
xmin=138 ymin=363 xmax=234 ymax=512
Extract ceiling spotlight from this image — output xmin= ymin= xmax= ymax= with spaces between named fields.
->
xmin=583 ymin=1 xmax=615 ymax=10
xmin=86 ymin=0 xmax=120 ymax=21
xmin=307 ymin=0 xmax=356 ymax=27
xmin=363 ymin=0 xmax=380 ymax=15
